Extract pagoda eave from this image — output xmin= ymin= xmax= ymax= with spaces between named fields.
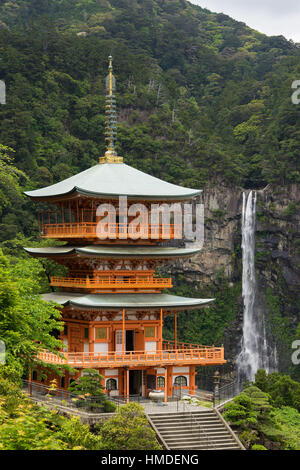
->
xmin=42 ymin=292 xmax=215 ymax=311
xmin=24 ymin=245 xmax=202 ymax=260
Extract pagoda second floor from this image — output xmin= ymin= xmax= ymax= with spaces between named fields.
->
xmin=51 ymin=269 xmax=172 ymax=293
xmin=24 ymin=245 xmax=202 ymax=293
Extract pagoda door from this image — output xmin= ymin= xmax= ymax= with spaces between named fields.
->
xmin=115 ymin=330 xmax=124 ymax=353
xmin=69 ymin=325 xmax=82 ymax=352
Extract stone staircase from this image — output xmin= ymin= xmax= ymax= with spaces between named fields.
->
xmin=147 ymin=410 xmax=243 ymax=450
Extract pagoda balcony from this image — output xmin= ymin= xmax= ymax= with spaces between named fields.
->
xmin=41 ymin=222 xmax=182 ymax=240
xmin=50 ymin=275 xmax=173 ymax=290
xmin=38 ymin=346 xmax=225 ymax=368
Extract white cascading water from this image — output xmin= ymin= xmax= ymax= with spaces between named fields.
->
xmin=237 ymin=191 xmax=271 ymax=384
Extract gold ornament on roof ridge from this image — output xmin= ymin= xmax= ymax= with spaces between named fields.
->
xmin=100 ymin=55 xmax=123 ymax=164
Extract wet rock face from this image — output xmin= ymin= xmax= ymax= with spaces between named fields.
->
xmin=165 ymin=183 xmax=299 ymax=370
xmin=256 ymin=184 xmax=300 ymax=295
xmin=168 ymin=182 xmax=242 ymax=285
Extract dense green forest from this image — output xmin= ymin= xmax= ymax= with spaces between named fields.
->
xmin=0 ymin=0 xmax=299 ymax=371
xmin=0 ymin=0 xmax=300 ymax=242
xmin=0 ymin=0 xmax=299 ymax=451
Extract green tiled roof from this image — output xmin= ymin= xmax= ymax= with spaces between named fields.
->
xmin=24 ymin=163 xmax=201 ymax=200
xmin=42 ymin=292 xmax=214 ymax=310
xmin=24 ymin=245 xmax=201 ymax=258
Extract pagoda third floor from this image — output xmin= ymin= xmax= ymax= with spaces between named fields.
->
xmin=25 ymin=162 xmax=202 ymax=244
xmin=34 ymin=197 xmax=192 ymax=243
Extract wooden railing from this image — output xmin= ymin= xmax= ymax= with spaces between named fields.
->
xmin=162 ymin=340 xmax=212 ymax=351
xmin=38 ymin=347 xmax=225 ymax=368
xmin=41 ymin=222 xmax=182 ymax=240
xmin=50 ymin=276 xmax=172 ymax=290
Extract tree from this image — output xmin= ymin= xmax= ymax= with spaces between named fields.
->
xmin=98 ymin=402 xmax=162 ymax=450
xmin=68 ymin=368 xmax=105 ymax=396
xmin=223 ymin=385 xmax=273 ymax=429
xmin=0 ymin=249 xmax=64 ymax=379
xmin=254 ymin=370 xmax=300 ymax=412
xmin=0 ymin=389 xmax=102 ymax=450
xmin=68 ymin=368 xmax=108 ymax=411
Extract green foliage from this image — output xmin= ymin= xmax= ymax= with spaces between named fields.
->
xmin=273 ymin=406 xmax=300 ymax=450
xmin=104 ymin=400 xmax=117 ymax=413
xmin=223 ymin=386 xmax=273 ymax=429
xmin=68 ymin=368 xmax=108 ymax=411
xmin=0 ymin=249 xmax=64 ymax=375
xmin=163 ymin=271 xmax=240 ymax=345
xmin=0 ymin=0 xmax=299 ymax=252
xmin=223 ymin=373 xmax=300 ymax=449
xmin=97 ymin=402 xmax=162 ymax=450
xmin=0 ymin=389 xmax=102 ymax=450
xmin=282 ymin=202 xmax=298 ymax=218
xmin=254 ymin=369 xmax=300 ymax=412
xmin=68 ymin=368 xmax=105 ymax=397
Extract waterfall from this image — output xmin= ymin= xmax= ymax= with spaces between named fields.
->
xmin=237 ymin=191 xmax=273 ymax=384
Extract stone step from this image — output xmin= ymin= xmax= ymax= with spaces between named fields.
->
xmin=170 ymin=445 xmax=240 ymax=450
xmin=149 ymin=411 xmax=214 ymax=418
xmin=155 ymin=423 xmax=225 ymax=430
xmin=151 ymin=414 xmax=219 ymax=421
xmin=153 ymin=419 xmax=222 ymax=426
xmin=157 ymin=428 xmax=230 ymax=435
xmin=148 ymin=410 xmax=243 ymax=450
xmin=166 ymin=437 xmax=237 ymax=445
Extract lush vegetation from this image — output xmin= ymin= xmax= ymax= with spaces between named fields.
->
xmin=0 ymin=0 xmax=300 ymax=242
xmin=0 ymin=0 xmax=299 ymax=450
xmin=0 ymin=248 xmax=65 ymax=378
xmin=0 ymin=371 xmax=159 ymax=450
xmin=95 ymin=402 xmax=162 ymax=450
xmin=163 ymin=270 xmax=241 ymax=346
xmin=68 ymin=368 xmax=117 ymax=412
xmin=223 ymin=370 xmax=300 ymax=450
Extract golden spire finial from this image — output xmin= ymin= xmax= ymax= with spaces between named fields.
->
xmin=100 ymin=55 xmax=123 ymax=164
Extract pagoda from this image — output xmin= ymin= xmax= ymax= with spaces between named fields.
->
xmin=24 ymin=57 xmax=225 ymax=401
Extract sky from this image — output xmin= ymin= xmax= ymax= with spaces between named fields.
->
xmin=190 ymin=0 xmax=300 ymax=43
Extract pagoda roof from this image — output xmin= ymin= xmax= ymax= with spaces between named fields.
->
xmin=24 ymin=245 xmax=201 ymax=259
xmin=42 ymin=292 xmax=214 ymax=311
xmin=24 ymin=162 xmax=201 ymax=201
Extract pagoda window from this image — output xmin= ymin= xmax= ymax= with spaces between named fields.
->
xmin=32 ymin=370 xmax=38 ymax=381
xmin=84 ymin=328 xmax=89 ymax=340
xmin=157 ymin=376 xmax=165 ymax=388
xmin=174 ymin=376 xmax=187 ymax=387
xmin=61 ymin=377 xmax=65 ymax=388
xmin=95 ymin=327 xmax=107 ymax=340
xmin=145 ymin=326 xmax=155 ymax=338
xmin=106 ymin=378 xmax=117 ymax=391
xmin=64 ymin=325 xmax=68 ymax=336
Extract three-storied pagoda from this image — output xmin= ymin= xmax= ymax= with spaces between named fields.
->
xmin=24 ymin=57 xmax=225 ymax=401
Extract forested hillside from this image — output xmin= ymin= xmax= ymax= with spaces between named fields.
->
xmin=0 ymin=0 xmax=300 ymax=242
xmin=0 ymin=0 xmax=299 ymax=381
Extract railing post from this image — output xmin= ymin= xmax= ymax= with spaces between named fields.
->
xmin=213 ymin=370 xmax=220 ymax=408
xmin=164 ymin=367 xmax=167 ymax=403
xmin=126 ymin=368 xmax=129 ymax=404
